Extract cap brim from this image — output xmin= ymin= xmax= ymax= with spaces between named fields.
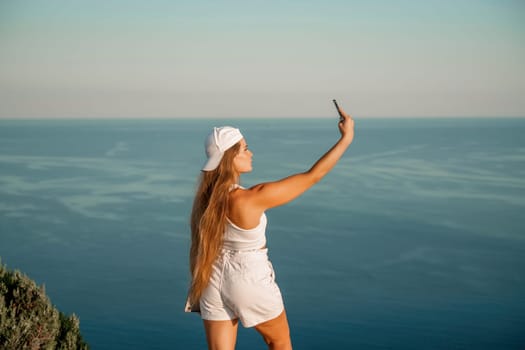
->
xmin=202 ymin=151 xmax=224 ymax=171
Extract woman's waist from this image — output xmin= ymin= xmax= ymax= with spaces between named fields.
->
xmin=219 ymin=245 xmax=268 ymax=260
xmin=221 ymin=235 xmax=266 ymax=251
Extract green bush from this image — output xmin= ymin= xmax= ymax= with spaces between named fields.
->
xmin=0 ymin=261 xmax=89 ymax=350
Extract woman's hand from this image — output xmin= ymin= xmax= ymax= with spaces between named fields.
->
xmin=336 ymin=104 xmax=355 ymax=144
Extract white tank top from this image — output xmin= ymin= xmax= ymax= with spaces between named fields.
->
xmin=223 ymin=184 xmax=267 ymax=251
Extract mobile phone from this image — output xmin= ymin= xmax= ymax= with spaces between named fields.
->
xmin=333 ymin=99 xmax=341 ymax=115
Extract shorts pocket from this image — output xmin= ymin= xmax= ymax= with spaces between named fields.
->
xmin=267 ymin=261 xmax=275 ymax=281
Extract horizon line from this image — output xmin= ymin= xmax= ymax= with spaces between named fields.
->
xmin=1 ymin=115 xmax=525 ymax=121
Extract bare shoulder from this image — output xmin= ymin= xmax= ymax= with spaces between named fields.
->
xmin=229 ymin=185 xmax=265 ymax=211
xmin=228 ymin=186 xmax=264 ymax=228
xmin=229 ymin=186 xmax=251 ymax=205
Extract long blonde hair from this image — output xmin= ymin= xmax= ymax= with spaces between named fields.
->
xmin=188 ymin=143 xmax=240 ymax=307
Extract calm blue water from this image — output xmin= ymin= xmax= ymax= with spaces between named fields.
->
xmin=1 ymin=117 xmax=524 ymax=349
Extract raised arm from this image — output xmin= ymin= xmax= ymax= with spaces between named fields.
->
xmin=248 ymin=105 xmax=354 ymax=210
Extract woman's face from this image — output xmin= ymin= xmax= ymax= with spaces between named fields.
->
xmin=233 ymin=139 xmax=253 ymax=173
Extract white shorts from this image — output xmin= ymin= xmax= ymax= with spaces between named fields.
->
xmin=199 ymin=248 xmax=284 ymax=328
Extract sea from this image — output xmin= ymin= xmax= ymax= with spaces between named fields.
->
xmin=0 ymin=117 xmax=524 ymax=349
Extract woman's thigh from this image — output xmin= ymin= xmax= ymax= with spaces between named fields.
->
xmin=203 ymin=318 xmax=239 ymax=350
xmin=254 ymin=310 xmax=292 ymax=350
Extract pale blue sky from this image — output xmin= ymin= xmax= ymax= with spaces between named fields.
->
xmin=1 ymin=0 xmax=524 ymax=118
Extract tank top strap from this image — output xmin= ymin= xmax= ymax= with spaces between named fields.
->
xmin=229 ymin=183 xmax=244 ymax=192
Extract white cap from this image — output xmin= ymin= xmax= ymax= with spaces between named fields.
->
xmin=202 ymin=126 xmax=243 ymax=171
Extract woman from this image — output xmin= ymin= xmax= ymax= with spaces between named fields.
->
xmin=186 ymin=103 xmax=354 ymax=350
